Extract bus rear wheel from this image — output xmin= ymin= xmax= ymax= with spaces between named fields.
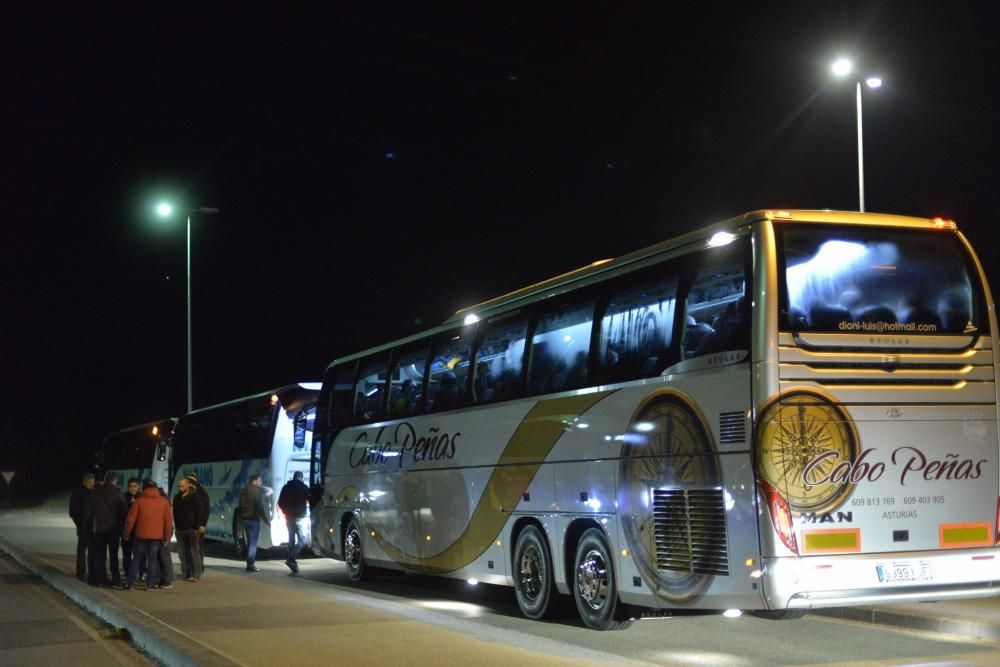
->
xmin=344 ymin=517 xmax=373 ymax=582
xmin=513 ymin=525 xmax=555 ymax=619
xmin=573 ymin=528 xmax=633 ymax=631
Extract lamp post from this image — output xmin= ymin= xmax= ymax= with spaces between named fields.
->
xmin=831 ymin=58 xmax=882 ymax=212
xmin=155 ymin=202 xmax=219 ymax=413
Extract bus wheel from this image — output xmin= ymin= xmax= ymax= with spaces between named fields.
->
xmin=344 ymin=517 xmax=373 ymax=582
xmin=233 ymin=518 xmax=248 ymax=559
xmin=513 ymin=525 xmax=555 ymax=619
xmin=573 ymin=528 xmax=633 ymax=631
xmin=750 ymin=609 xmax=806 ymax=620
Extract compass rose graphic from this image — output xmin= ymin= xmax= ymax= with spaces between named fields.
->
xmin=756 ymin=390 xmax=858 ymax=514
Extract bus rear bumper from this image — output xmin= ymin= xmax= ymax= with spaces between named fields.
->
xmin=761 ymin=548 xmax=1000 ymax=610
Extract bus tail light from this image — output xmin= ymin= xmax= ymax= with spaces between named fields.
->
xmin=995 ymin=497 xmax=1000 ymax=545
xmin=760 ymin=479 xmax=799 ymax=555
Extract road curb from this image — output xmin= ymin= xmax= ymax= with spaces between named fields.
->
xmin=812 ymin=605 xmax=1000 ymax=641
xmin=0 ymin=535 xmax=240 ymax=666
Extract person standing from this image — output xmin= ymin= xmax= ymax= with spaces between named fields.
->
xmin=185 ymin=471 xmax=210 ymax=578
xmin=277 ymin=471 xmax=309 ymax=575
xmin=155 ymin=485 xmax=175 ymax=588
xmin=122 ymin=479 xmax=172 ymax=590
xmin=85 ymin=471 xmax=127 ymax=588
xmin=173 ymin=475 xmax=202 ymax=582
xmin=69 ymin=472 xmax=95 ymax=582
xmin=121 ymin=478 xmax=141 ymax=582
xmin=238 ymin=474 xmax=269 ymax=572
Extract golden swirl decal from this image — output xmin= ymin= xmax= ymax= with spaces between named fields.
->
xmin=755 ymin=389 xmax=859 ymax=514
xmin=618 ymin=389 xmax=721 ymax=603
xmin=335 ymin=391 xmax=613 ymax=574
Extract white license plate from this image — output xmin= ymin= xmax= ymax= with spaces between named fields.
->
xmin=876 ymin=561 xmax=933 ymax=583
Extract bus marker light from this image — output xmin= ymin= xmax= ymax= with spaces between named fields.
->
xmin=745 ymin=558 xmax=755 ymax=567
xmin=723 ymin=609 xmax=742 ymax=618
xmin=271 ymin=394 xmax=279 ymax=405
xmin=467 ymin=578 xmax=479 ymax=586
xmin=708 ymin=231 xmax=736 ymax=248
xmin=496 ymin=540 xmax=502 ymax=547
xmin=749 ymin=569 xmax=764 ymax=579
xmin=622 ymin=549 xmax=630 ymax=557
xmin=426 ymin=535 xmax=432 ymax=541
xmin=152 ymin=425 xmax=159 ymax=436
xmin=370 ymin=531 xmax=376 ymax=537
xmin=933 ymin=217 xmax=957 ymax=229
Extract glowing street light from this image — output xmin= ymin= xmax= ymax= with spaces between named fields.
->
xmin=831 ymin=57 xmax=884 ymax=212
xmin=155 ymin=202 xmax=220 ymax=413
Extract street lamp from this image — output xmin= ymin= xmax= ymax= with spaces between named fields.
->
xmin=831 ymin=57 xmax=883 ymax=212
xmin=155 ymin=202 xmax=219 ymax=413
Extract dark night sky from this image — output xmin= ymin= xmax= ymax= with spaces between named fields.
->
xmin=2 ymin=2 xmax=998 ymax=480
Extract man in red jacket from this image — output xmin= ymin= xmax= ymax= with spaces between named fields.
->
xmin=122 ymin=479 xmax=173 ymax=590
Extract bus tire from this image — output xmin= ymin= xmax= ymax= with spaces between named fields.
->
xmin=750 ymin=609 xmax=806 ymax=620
xmin=344 ymin=517 xmax=373 ymax=582
xmin=573 ymin=528 xmax=633 ymax=631
xmin=513 ymin=525 xmax=555 ymax=620
xmin=233 ymin=518 xmax=248 ymax=559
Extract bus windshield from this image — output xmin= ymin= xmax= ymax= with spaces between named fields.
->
xmin=777 ymin=225 xmax=988 ymax=335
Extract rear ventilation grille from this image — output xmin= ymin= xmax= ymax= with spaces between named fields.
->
xmin=652 ymin=488 xmax=730 ymax=576
xmin=718 ymin=411 xmax=745 ymax=444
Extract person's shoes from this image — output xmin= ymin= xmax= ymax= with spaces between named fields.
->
xmin=246 ymin=566 xmax=261 ymax=572
xmin=191 ymin=577 xmax=200 ymax=582
xmin=183 ymin=576 xmax=195 ymax=582
xmin=285 ymin=559 xmax=299 ymax=573
xmin=158 ymin=583 xmax=173 ymax=589
xmin=121 ymin=585 xmax=133 ymax=591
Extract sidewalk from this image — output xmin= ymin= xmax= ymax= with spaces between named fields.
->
xmin=812 ymin=597 xmax=1000 ymax=641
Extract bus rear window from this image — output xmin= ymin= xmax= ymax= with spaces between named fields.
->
xmin=777 ymin=225 xmax=987 ymax=335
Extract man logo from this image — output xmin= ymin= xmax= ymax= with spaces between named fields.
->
xmin=886 ymin=408 xmax=903 ymax=419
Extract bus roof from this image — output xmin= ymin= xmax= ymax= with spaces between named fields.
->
xmin=323 ymin=209 xmax=958 ymax=372
xmin=181 ymin=382 xmax=320 ymax=419
xmin=103 ymin=417 xmax=177 ymax=440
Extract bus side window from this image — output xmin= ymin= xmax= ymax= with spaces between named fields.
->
xmin=527 ymin=300 xmax=594 ymax=395
xmin=355 ymin=355 xmax=390 ymax=423
xmin=472 ymin=317 xmax=528 ymax=404
xmin=599 ymin=275 xmax=678 ymax=382
xmin=387 ymin=342 xmax=430 ymax=419
xmin=425 ymin=329 xmax=473 ymax=413
xmin=682 ymin=242 xmax=748 ymax=359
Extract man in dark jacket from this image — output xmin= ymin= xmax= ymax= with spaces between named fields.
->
xmin=238 ymin=474 xmax=270 ymax=572
xmin=121 ymin=478 xmax=141 ymax=581
xmin=185 ymin=471 xmax=210 ymax=578
xmin=69 ymin=472 xmax=96 ymax=581
xmin=173 ymin=474 xmax=202 ymax=581
xmin=277 ymin=471 xmax=309 ymax=574
xmin=84 ymin=471 xmax=128 ymax=588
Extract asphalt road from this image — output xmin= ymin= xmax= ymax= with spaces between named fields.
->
xmin=2 ymin=498 xmax=1000 ymax=666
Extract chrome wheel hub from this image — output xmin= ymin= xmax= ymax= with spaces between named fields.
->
xmin=577 ymin=549 xmax=609 ymax=610
xmin=519 ymin=545 xmax=544 ymax=599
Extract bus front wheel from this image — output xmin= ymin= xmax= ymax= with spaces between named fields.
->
xmin=344 ymin=517 xmax=373 ymax=582
xmin=573 ymin=528 xmax=633 ymax=631
xmin=513 ymin=525 xmax=555 ymax=619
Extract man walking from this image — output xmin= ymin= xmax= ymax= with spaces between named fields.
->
xmin=185 ymin=471 xmax=210 ymax=578
xmin=122 ymin=479 xmax=173 ymax=590
xmin=69 ymin=472 xmax=95 ymax=582
xmin=277 ymin=471 xmax=309 ymax=575
xmin=173 ymin=474 xmax=203 ymax=582
xmin=238 ymin=474 xmax=269 ymax=572
xmin=85 ymin=471 xmax=127 ymax=588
